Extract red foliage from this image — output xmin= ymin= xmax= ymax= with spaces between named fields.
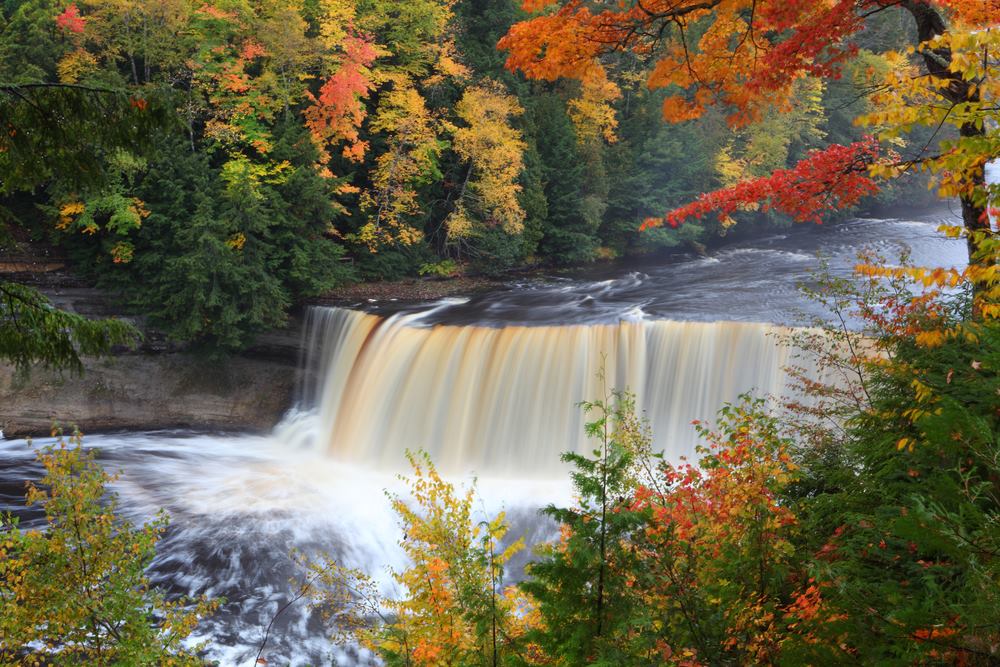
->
xmin=742 ymin=0 xmax=862 ymax=98
xmin=55 ymin=3 xmax=85 ymax=34
xmin=240 ymin=40 xmax=267 ymax=61
xmin=304 ymin=33 xmax=378 ymax=163
xmin=641 ymin=138 xmax=882 ymax=230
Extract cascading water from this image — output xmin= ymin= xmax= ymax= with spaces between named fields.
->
xmin=0 ymin=207 xmax=968 ymax=664
xmin=278 ymin=306 xmax=814 ymax=476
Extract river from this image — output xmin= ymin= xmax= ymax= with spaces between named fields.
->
xmin=0 ymin=206 xmax=969 ymax=664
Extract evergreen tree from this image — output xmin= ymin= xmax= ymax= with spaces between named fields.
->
xmin=529 ymin=92 xmax=595 ymax=265
xmin=517 ymin=137 xmax=548 ymax=261
xmin=519 ymin=388 xmax=647 ymax=664
xmin=257 ymin=118 xmax=355 ymax=299
xmin=604 ymin=96 xmax=719 ymax=254
xmin=795 ymin=316 xmax=1000 ymax=664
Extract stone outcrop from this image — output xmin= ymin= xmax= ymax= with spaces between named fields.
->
xmin=0 ymin=350 xmax=298 ymax=438
xmin=1 ymin=253 xmax=303 ymax=437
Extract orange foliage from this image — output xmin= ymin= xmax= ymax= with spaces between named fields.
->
xmin=304 ymin=33 xmax=378 ymax=165
xmin=500 ymin=0 xmax=866 ymax=126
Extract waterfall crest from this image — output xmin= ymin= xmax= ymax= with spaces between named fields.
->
xmin=285 ymin=306 xmax=810 ymax=477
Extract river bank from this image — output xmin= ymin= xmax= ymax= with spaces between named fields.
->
xmin=0 ymin=250 xmax=302 ymax=437
xmin=0 ymin=352 xmax=296 ymax=438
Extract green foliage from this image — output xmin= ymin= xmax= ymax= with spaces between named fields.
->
xmin=518 ymin=385 xmax=647 ymax=664
xmin=0 ymin=432 xmax=218 ymax=664
xmin=604 ymin=93 xmax=719 ymax=254
xmin=0 ymin=281 xmax=139 ymax=374
xmin=99 ymin=126 xmax=354 ymax=350
xmin=796 ymin=318 xmax=1000 ymax=664
xmin=529 ymin=93 xmax=595 ymax=265
xmin=419 ymin=258 xmax=460 ymax=278
xmin=0 ymin=0 xmax=63 ymax=82
xmin=0 ymin=83 xmax=174 ymax=194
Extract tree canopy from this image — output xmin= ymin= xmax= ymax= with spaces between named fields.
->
xmin=500 ymin=0 xmax=999 ymax=291
xmin=0 ymin=0 xmax=956 ymax=356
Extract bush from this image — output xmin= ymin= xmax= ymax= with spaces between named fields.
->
xmin=0 ymin=432 xmax=218 ymax=665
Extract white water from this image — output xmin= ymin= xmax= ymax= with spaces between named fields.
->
xmin=278 ymin=307 xmax=814 ymax=476
xmin=1 ymin=307 xmax=819 ymax=664
xmin=0 ymin=207 xmax=970 ymax=664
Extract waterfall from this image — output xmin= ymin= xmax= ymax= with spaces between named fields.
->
xmin=283 ymin=306 xmax=812 ymax=477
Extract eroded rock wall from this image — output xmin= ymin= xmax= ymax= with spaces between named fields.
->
xmin=0 ymin=351 xmax=297 ymax=438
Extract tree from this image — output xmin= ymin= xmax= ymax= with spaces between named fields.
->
xmin=517 ymin=386 xmax=647 ymax=664
xmin=0 ymin=281 xmax=138 ymax=374
xmin=500 ymin=0 xmax=998 ymax=265
xmin=357 ymin=79 xmax=443 ymax=250
xmin=0 ymin=81 xmax=172 ymax=371
xmin=445 ymin=82 xmax=527 ymax=260
xmin=0 ymin=432 xmax=217 ymax=664
xmin=602 ymin=85 xmax=719 ymax=255
xmin=108 ymin=127 xmax=353 ymax=350
xmin=785 ymin=264 xmax=1000 ymax=665
xmin=305 ymin=450 xmax=524 ymax=667
xmin=528 ymin=92 xmax=595 ymax=264
xmin=624 ymin=397 xmax=805 ymax=665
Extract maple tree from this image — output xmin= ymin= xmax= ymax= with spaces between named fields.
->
xmin=357 ymin=79 xmax=443 ymax=250
xmin=304 ymin=450 xmax=524 ymax=666
xmin=500 ymin=0 xmax=999 ymax=270
xmin=446 ymin=82 xmax=527 ymax=251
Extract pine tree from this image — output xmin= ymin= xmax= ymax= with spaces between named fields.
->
xmin=529 ymin=92 xmax=595 ymax=265
xmin=519 ymin=387 xmax=647 ymax=664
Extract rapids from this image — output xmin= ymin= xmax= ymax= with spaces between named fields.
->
xmin=0 ymin=206 xmax=969 ymax=664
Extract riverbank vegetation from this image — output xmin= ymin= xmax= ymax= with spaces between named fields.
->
xmin=1 ymin=0 xmax=945 ymax=354
xmin=0 ymin=432 xmax=218 ymax=664
xmin=0 ymin=0 xmax=998 ymax=663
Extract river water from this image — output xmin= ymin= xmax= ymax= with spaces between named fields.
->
xmin=0 ymin=207 xmax=969 ymax=664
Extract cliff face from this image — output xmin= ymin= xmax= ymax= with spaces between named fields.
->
xmin=0 ymin=351 xmax=298 ymax=438
xmin=0 ymin=259 xmax=303 ymax=437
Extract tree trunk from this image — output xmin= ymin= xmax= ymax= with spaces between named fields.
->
xmin=901 ymin=1 xmax=992 ymax=262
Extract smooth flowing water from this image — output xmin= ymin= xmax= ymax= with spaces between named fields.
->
xmin=0 ymin=207 xmax=969 ymax=664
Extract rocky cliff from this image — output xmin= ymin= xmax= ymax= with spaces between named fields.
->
xmin=0 ymin=350 xmax=297 ymax=438
xmin=0 ymin=255 xmax=302 ymax=437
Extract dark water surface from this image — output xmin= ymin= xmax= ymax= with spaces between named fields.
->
xmin=362 ymin=206 xmax=967 ymax=327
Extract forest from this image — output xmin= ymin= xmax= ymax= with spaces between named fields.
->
xmin=1 ymin=0 xmax=938 ymax=352
xmin=1 ymin=0 xmax=999 ymax=665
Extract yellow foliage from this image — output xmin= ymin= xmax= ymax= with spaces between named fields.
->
xmin=57 ymin=201 xmax=85 ymax=230
xmin=56 ymin=48 xmax=98 ymax=84
xmin=358 ymin=80 xmax=440 ymax=250
xmin=352 ymin=451 xmax=525 ymax=665
xmin=226 ymin=232 xmax=247 ymax=251
xmin=447 ymin=82 xmax=527 ymax=242
xmin=857 ymin=28 xmax=1000 ymax=208
xmin=567 ymin=69 xmax=621 ymax=144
